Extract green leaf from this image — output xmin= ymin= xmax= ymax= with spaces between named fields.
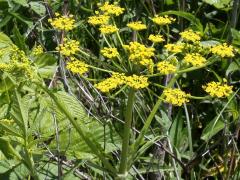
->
xmin=202 ymin=0 xmax=232 ymax=10
xmin=226 ymin=60 xmax=240 ymax=76
xmin=0 ymin=137 xmax=19 ymax=159
xmin=29 ymin=2 xmax=46 ymax=16
xmin=160 ymin=11 xmax=203 ymax=33
xmin=201 ymin=117 xmax=225 ymax=141
xmin=231 ymin=28 xmax=240 ymax=46
xmin=12 ymin=26 xmax=28 ymax=52
xmin=12 ymin=0 xmax=28 ymax=7
xmin=0 ymin=32 xmax=13 ymax=48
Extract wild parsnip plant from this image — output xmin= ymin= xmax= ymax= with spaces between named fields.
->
xmin=0 ymin=0 xmax=239 ymax=179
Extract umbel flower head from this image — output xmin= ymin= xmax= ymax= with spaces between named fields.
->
xmin=127 ymin=21 xmax=147 ymax=31
xmin=98 ymin=2 xmax=125 ymax=16
xmin=210 ymin=43 xmax=234 ymax=58
xmin=163 ymin=88 xmax=190 ymax=106
xmin=88 ymin=14 xmax=110 ymax=26
xmin=66 ymin=57 xmax=89 ymax=75
xmin=157 ymin=61 xmax=177 ymax=75
xmin=56 ymin=39 xmax=80 ymax=56
xmin=94 ymin=73 xmax=149 ymax=93
xmin=180 ymin=29 xmax=201 ymax=43
xmin=202 ymin=80 xmax=233 ymax=98
xmin=48 ymin=13 xmax=75 ymax=31
xmin=152 ymin=15 xmax=175 ymax=26
xmin=183 ymin=53 xmax=206 ymax=67
xmin=165 ymin=43 xmax=184 ymax=53
xmin=101 ymin=47 xmax=119 ymax=58
xmin=32 ymin=45 xmax=44 ymax=56
xmin=99 ymin=25 xmax=119 ymax=34
xmin=148 ymin=34 xmax=164 ymax=43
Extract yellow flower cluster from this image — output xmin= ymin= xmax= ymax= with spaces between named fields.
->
xmin=157 ymin=61 xmax=176 ymax=74
xmin=165 ymin=43 xmax=184 ymax=53
xmin=124 ymin=42 xmax=155 ymax=71
xmin=125 ymin=75 xmax=149 ymax=89
xmin=99 ymin=25 xmax=118 ymax=34
xmin=183 ymin=53 xmax=206 ymax=67
xmin=32 ymin=45 xmax=43 ymax=56
xmin=56 ymin=39 xmax=80 ymax=56
xmin=180 ymin=29 xmax=201 ymax=42
xmin=94 ymin=73 xmax=126 ymax=93
xmin=88 ymin=14 xmax=110 ymax=26
xmin=0 ymin=119 xmax=14 ymax=126
xmin=101 ymin=47 xmax=119 ymax=58
xmin=127 ymin=21 xmax=147 ymax=31
xmin=98 ymin=2 xmax=125 ymax=16
xmin=210 ymin=43 xmax=234 ymax=58
xmin=48 ymin=13 xmax=75 ymax=31
xmin=95 ymin=73 xmax=149 ymax=92
xmin=0 ymin=46 xmax=32 ymax=77
xmin=152 ymin=15 xmax=175 ymax=25
xmin=148 ymin=34 xmax=164 ymax=43
xmin=66 ymin=58 xmax=89 ymax=75
xmin=202 ymin=81 xmax=233 ymax=98
xmin=163 ymin=88 xmax=190 ymax=106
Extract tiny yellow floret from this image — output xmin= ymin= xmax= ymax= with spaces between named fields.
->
xmin=165 ymin=43 xmax=184 ymax=53
xmin=210 ymin=43 xmax=234 ymax=58
xmin=202 ymin=81 xmax=233 ymax=98
xmin=163 ymin=88 xmax=190 ymax=106
xmin=152 ymin=15 xmax=175 ymax=26
xmin=101 ymin=47 xmax=119 ymax=58
xmin=98 ymin=2 xmax=125 ymax=16
xmin=66 ymin=58 xmax=89 ymax=75
xmin=32 ymin=45 xmax=44 ymax=56
xmin=88 ymin=15 xmax=110 ymax=26
xmin=56 ymin=39 xmax=80 ymax=56
xmin=127 ymin=21 xmax=147 ymax=31
xmin=148 ymin=34 xmax=164 ymax=43
xmin=48 ymin=13 xmax=75 ymax=31
xmin=99 ymin=25 xmax=119 ymax=34
xmin=157 ymin=61 xmax=176 ymax=74
xmin=180 ymin=29 xmax=201 ymax=42
xmin=183 ymin=53 xmax=206 ymax=67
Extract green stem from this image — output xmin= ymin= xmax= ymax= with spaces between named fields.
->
xmin=24 ymin=148 xmax=40 ymax=180
xmin=130 ymin=75 xmax=179 ymax=163
xmin=118 ymin=88 xmax=135 ymax=179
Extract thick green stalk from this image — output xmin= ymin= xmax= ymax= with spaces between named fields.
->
xmin=118 ymin=88 xmax=135 ymax=178
xmin=131 ymin=75 xmax=179 ymax=157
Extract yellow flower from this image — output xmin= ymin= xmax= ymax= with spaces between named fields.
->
xmin=210 ymin=43 xmax=234 ymax=58
xmin=183 ymin=53 xmax=206 ymax=67
xmin=66 ymin=58 xmax=89 ymax=75
xmin=163 ymin=88 xmax=190 ymax=106
xmin=125 ymin=75 xmax=149 ymax=89
xmin=94 ymin=72 xmax=125 ymax=93
xmin=148 ymin=34 xmax=164 ymax=43
xmin=98 ymin=2 xmax=125 ymax=16
xmin=180 ymin=29 xmax=201 ymax=42
xmin=56 ymin=39 xmax=80 ymax=56
xmin=101 ymin=47 xmax=119 ymax=58
xmin=99 ymin=25 xmax=118 ymax=34
xmin=127 ymin=21 xmax=147 ymax=31
xmin=152 ymin=15 xmax=175 ymax=25
xmin=165 ymin=43 xmax=184 ymax=53
xmin=202 ymin=81 xmax=233 ymax=98
xmin=32 ymin=45 xmax=43 ymax=56
xmin=157 ymin=61 xmax=176 ymax=74
xmin=88 ymin=15 xmax=110 ymax=26
xmin=124 ymin=42 xmax=155 ymax=70
xmin=48 ymin=13 xmax=75 ymax=31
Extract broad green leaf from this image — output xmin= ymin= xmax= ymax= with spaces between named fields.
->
xmin=29 ymin=2 xmax=46 ymax=16
xmin=231 ymin=28 xmax=240 ymax=46
xmin=12 ymin=0 xmax=28 ymax=7
xmin=0 ymin=137 xmax=19 ymax=159
xmin=160 ymin=11 xmax=203 ymax=33
xmin=201 ymin=117 xmax=225 ymax=141
xmin=226 ymin=60 xmax=240 ymax=76
xmin=0 ymin=32 xmax=13 ymax=48
xmin=202 ymin=0 xmax=232 ymax=10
